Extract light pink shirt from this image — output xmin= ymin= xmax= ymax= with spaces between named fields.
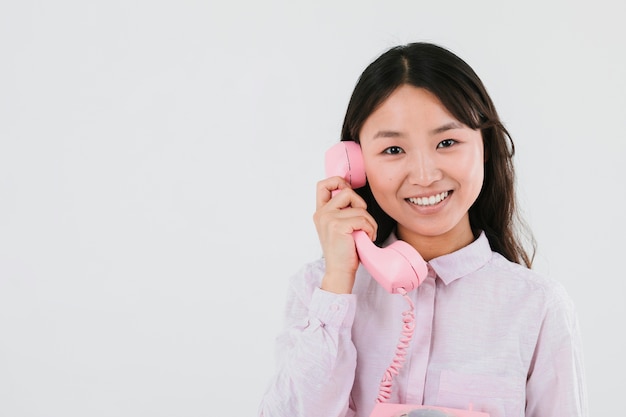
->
xmin=258 ymin=232 xmax=588 ymax=417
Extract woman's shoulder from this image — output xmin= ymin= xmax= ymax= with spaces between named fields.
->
xmin=486 ymin=251 xmax=575 ymax=309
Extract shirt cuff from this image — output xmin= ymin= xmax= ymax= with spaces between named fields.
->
xmin=309 ymin=287 xmax=357 ymax=328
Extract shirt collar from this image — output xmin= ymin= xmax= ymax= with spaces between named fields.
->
xmin=384 ymin=230 xmax=493 ymax=286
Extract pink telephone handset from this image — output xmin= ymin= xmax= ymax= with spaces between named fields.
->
xmin=324 ymin=141 xmax=428 ymax=294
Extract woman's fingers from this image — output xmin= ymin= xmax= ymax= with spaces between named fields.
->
xmin=316 ymin=176 xmax=348 ymax=209
xmin=316 ymin=176 xmax=367 ymax=210
xmin=313 ymin=176 xmax=377 ymax=244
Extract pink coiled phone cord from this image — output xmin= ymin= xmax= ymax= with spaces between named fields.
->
xmin=376 ymin=288 xmax=416 ymax=403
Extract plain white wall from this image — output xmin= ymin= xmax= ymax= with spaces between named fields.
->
xmin=1 ymin=0 xmax=624 ymax=415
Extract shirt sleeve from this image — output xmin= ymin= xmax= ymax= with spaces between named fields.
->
xmin=257 ymin=261 xmax=358 ymax=417
xmin=525 ymin=283 xmax=589 ymax=417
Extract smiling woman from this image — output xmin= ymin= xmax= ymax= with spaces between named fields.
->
xmin=257 ymin=42 xmax=588 ymax=417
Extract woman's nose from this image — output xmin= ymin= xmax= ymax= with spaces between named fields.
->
xmin=407 ymin=151 xmax=442 ymax=186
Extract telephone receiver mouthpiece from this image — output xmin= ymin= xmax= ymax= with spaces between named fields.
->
xmin=353 ymin=231 xmax=427 ymax=293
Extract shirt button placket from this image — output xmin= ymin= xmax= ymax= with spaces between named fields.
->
xmin=405 ymin=268 xmax=437 ymax=405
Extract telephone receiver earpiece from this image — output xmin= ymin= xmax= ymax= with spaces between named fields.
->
xmin=324 ymin=141 xmax=428 ymax=294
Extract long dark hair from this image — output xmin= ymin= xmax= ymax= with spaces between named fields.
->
xmin=340 ymin=42 xmax=535 ymax=268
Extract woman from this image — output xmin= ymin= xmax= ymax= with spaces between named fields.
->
xmin=257 ymin=42 xmax=587 ymax=417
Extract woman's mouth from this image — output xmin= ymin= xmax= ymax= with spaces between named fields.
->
xmin=407 ymin=191 xmax=450 ymax=207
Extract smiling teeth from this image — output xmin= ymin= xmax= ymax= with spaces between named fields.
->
xmin=408 ymin=191 xmax=449 ymax=206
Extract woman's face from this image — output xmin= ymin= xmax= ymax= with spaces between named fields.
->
xmin=359 ymin=85 xmax=484 ymax=251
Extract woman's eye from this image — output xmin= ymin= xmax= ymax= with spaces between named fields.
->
xmin=383 ymin=146 xmax=404 ymax=155
xmin=437 ymin=139 xmax=457 ymax=148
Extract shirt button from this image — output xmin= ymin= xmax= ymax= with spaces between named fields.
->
xmin=330 ymin=304 xmax=340 ymax=311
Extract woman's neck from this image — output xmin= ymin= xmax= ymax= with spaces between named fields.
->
xmin=396 ymin=217 xmax=475 ymax=261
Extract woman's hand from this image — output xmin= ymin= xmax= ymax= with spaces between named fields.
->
xmin=313 ymin=176 xmax=377 ymax=294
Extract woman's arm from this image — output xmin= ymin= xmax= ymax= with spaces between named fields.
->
xmin=525 ymin=285 xmax=588 ymax=417
xmin=257 ymin=262 xmax=358 ymax=417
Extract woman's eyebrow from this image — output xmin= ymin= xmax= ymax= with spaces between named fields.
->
xmin=430 ymin=121 xmax=463 ymax=135
xmin=372 ymin=130 xmax=404 ymax=139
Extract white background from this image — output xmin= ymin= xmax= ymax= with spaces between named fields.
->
xmin=1 ymin=1 xmax=624 ymax=416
